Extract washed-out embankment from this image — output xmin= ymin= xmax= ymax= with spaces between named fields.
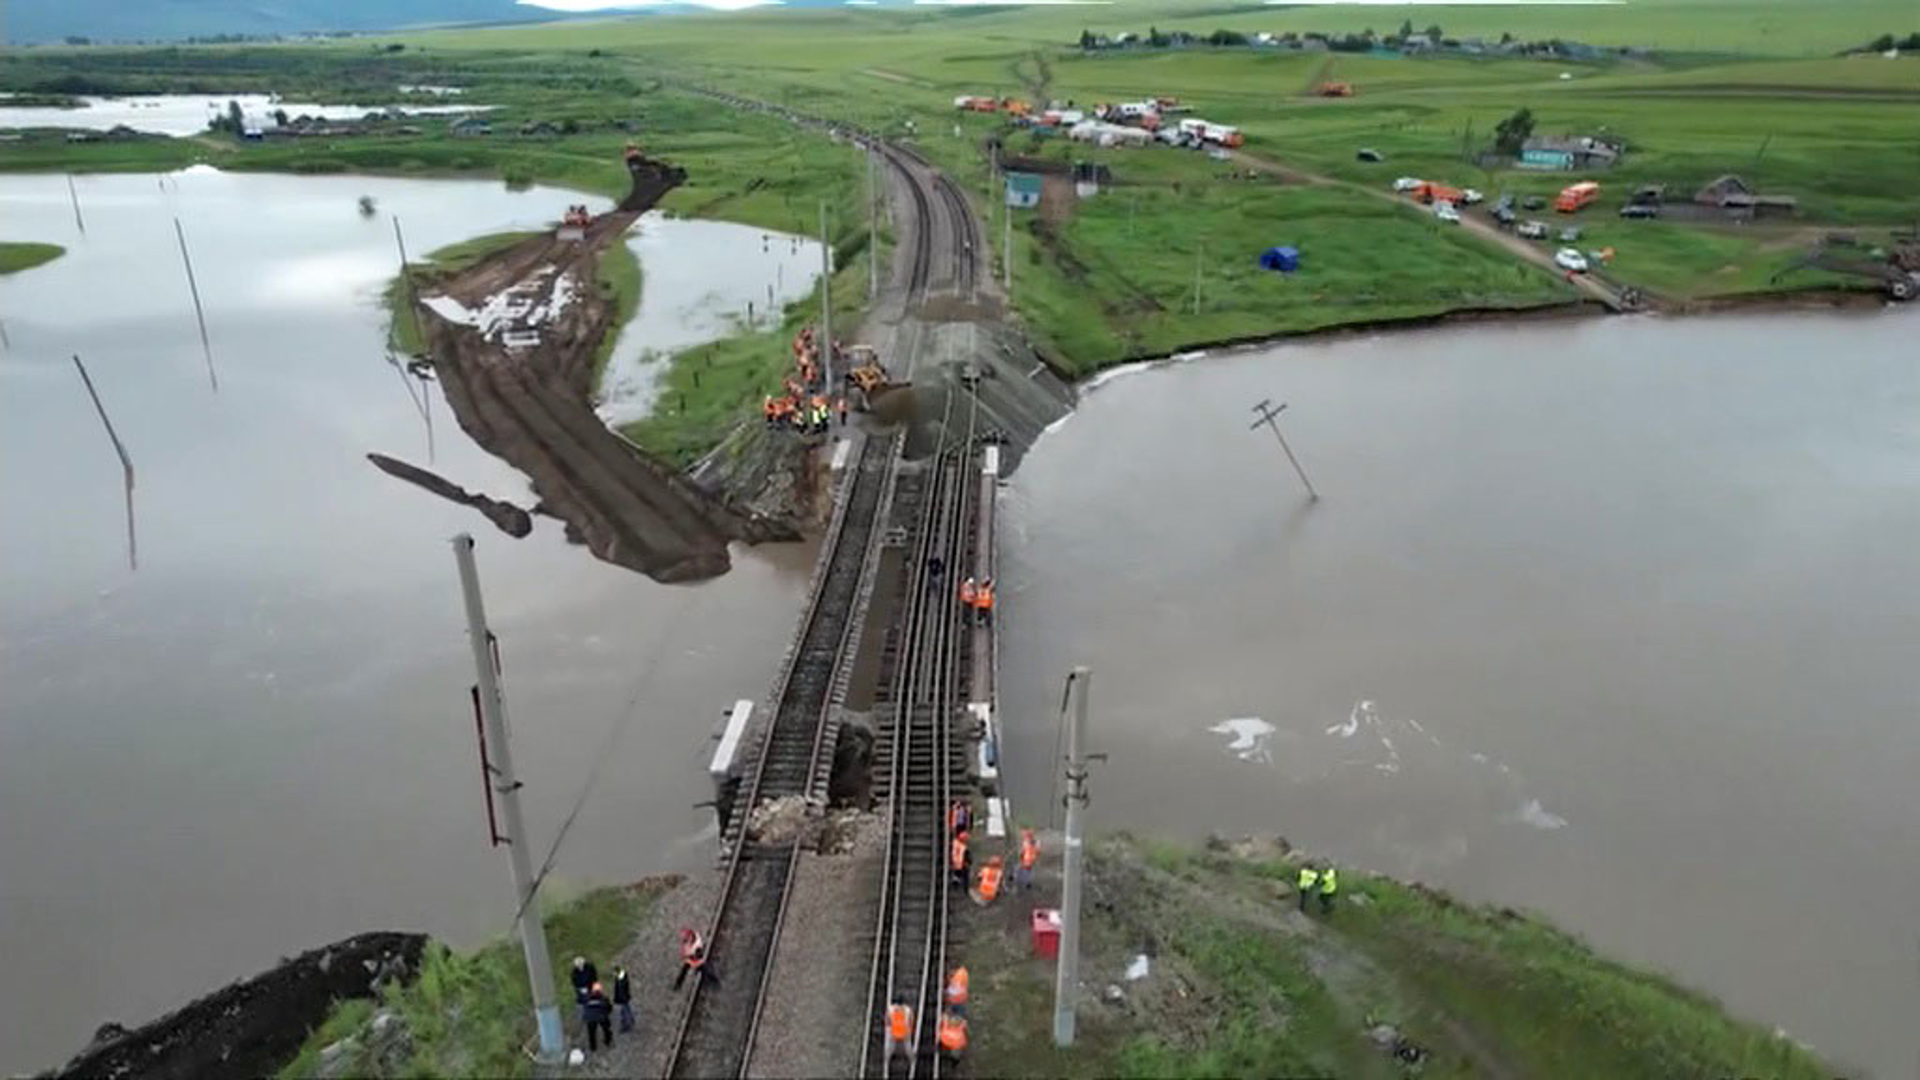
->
xmin=407 ymin=154 xmax=798 ymax=584
xmin=43 ymin=933 xmax=425 ymax=1080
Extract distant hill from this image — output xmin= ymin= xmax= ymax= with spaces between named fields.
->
xmin=5 ymin=0 xmax=549 ymax=45
xmin=4 ymin=0 xmax=876 ymax=46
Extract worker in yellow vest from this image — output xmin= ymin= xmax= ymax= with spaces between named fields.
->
xmin=1318 ymin=865 xmax=1339 ymax=915
xmin=937 ymin=1009 xmax=968 ymax=1061
xmin=1296 ymin=864 xmax=1319 ymax=914
xmin=886 ymin=1000 xmax=913 ymax=1058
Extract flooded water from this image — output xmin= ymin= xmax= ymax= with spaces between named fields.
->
xmin=0 ymin=169 xmax=811 ymax=1073
xmin=0 ymin=94 xmax=480 ymax=137
xmin=597 ymin=216 xmax=822 ymax=426
xmin=1000 ymin=309 xmax=1920 ymax=1079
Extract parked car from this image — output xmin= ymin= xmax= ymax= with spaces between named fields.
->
xmin=1461 ymin=188 xmax=1484 ymax=205
xmin=1559 ymin=226 xmax=1583 ymax=243
xmin=1357 ymin=147 xmax=1384 ymax=162
xmin=1492 ymin=205 xmax=1516 ymax=226
xmin=1523 ymin=195 xmax=1546 ymax=210
xmin=1433 ymin=200 xmax=1461 ymax=223
xmin=1494 ymin=193 xmax=1516 ymax=214
xmin=1393 ymin=177 xmax=1424 ymax=192
xmin=1518 ymin=220 xmax=1548 ymax=239
xmin=1619 ymin=203 xmax=1659 ymax=219
xmin=1555 ymin=247 xmax=1589 ymax=272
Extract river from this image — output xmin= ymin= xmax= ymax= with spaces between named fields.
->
xmin=0 ymin=169 xmax=814 ymax=1073
xmin=0 ymin=93 xmax=481 ymax=137
xmin=999 ymin=308 xmax=1920 ymax=1079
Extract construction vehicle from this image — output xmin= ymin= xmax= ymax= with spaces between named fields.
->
xmin=1003 ymin=98 xmax=1032 ymax=118
xmin=1315 ymin=82 xmax=1354 ymax=97
xmin=1413 ymin=182 xmax=1465 ymax=206
xmin=623 ymin=142 xmax=644 ymax=166
xmin=1770 ymin=234 xmax=1920 ymax=301
xmin=842 ymin=344 xmax=908 ymax=408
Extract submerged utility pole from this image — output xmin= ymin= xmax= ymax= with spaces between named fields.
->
xmin=66 ymin=175 xmax=85 ymax=235
xmin=173 ymin=218 xmax=218 ymax=393
xmin=1250 ymin=398 xmax=1319 ymax=501
xmin=73 ymin=356 xmax=136 ymax=572
xmin=1054 ymin=666 xmax=1097 ymax=1047
xmin=819 ymin=200 xmax=833 ymax=390
xmin=391 ymin=215 xmax=426 ymax=356
xmin=452 ymin=535 xmax=564 ymax=1062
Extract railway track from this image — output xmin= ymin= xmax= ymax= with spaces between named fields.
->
xmin=663 ymin=434 xmax=896 ymax=1080
xmin=858 ymin=390 xmax=979 ymax=1079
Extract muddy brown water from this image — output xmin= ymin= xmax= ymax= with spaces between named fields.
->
xmin=999 ymin=308 xmax=1920 ymax=1080
xmin=0 ymin=170 xmax=816 ymax=1073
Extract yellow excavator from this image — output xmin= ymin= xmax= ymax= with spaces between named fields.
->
xmin=842 ymin=344 xmax=907 ymax=409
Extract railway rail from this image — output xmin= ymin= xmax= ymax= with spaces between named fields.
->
xmin=858 ymin=390 xmax=980 ymax=1079
xmin=663 ymin=433 xmax=896 ymax=1080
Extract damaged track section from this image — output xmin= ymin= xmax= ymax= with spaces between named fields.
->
xmin=414 ymin=154 xmax=796 ymax=583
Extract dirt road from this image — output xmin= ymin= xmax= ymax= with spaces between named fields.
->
xmin=1230 ymin=148 xmax=1630 ymax=309
xmin=413 ymin=154 xmax=797 ymax=583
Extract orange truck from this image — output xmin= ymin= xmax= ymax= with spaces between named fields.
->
xmin=1315 ymin=82 xmax=1353 ymax=97
xmin=1415 ymin=182 xmax=1464 ymax=205
xmin=1555 ymin=181 xmax=1601 ymax=213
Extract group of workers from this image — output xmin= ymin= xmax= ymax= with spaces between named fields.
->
xmin=762 ymin=324 xmax=850 ymax=434
xmin=1296 ymin=862 xmax=1339 ymax=915
xmin=568 ymin=956 xmax=633 ymax=1054
xmin=957 ymin=576 xmax=996 ymax=625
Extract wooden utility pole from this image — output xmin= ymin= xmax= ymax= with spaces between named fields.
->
xmin=173 ymin=218 xmax=218 ymax=392
xmin=819 ymin=200 xmax=833 ymax=390
xmin=1250 ymin=398 xmax=1319 ymax=501
xmin=72 ymin=356 xmax=136 ymax=571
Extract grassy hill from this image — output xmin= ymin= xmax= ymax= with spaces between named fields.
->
xmin=965 ymin=834 xmax=1833 ymax=1079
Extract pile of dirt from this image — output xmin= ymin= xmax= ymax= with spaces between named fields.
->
xmin=414 ymin=153 xmax=798 ymax=584
xmin=50 ymin=932 xmax=426 ymax=1080
xmin=746 ymin=794 xmax=814 ymax=846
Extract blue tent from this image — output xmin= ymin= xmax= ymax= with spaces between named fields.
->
xmin=1259 ymin=246 xmax=1300 ymax=273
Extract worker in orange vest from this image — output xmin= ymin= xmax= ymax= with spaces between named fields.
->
xmin=886 ymin=1000 xmax=913 ymax=1058
xmin=944 ymin=966 xmax=969 ymax=1012
xmin=958 ymin=577 xmax=977 ymax=612
xmin=762 ymin=395 xmax=779 ymax=428
xmin=974 ymin=854 xmax=1004 ymax=905
xmin=974 ymin=578 xmax=995 ymax=627
xmin=949 ymin=829 xmax=970 ymax=888
xmin=1017 ymin=827 xmax=1038 ymax=892
xmin=937 ymin=1009 xmax=968 ymax=1060
xmin=673 ymin=926 xmax=718 ymax=990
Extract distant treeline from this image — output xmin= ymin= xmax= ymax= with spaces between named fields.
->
xmin=1843 ymin=32 xmax=1920 ymax=54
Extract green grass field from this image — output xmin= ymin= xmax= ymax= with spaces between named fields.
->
xmin=278 ymin=883 xmax=659 ymax=1079
xmin=968 ymin=835 xmax=1831 ymax=1080
xmin=4 ymin=0 xmax=1914 ymax=427
xmin=0 ymin=240 xmax=65 ymax=275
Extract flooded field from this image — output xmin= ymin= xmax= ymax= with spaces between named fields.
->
xmin=0 ymin=93 xmax=480 ymax=136
xmin=999 ymin=309 xmax=1920 ymax=1079
xmin=0 ymin=170 xmax=811 ymax=1073
xmin=597 ymin=216 xmax=822 ymax=425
